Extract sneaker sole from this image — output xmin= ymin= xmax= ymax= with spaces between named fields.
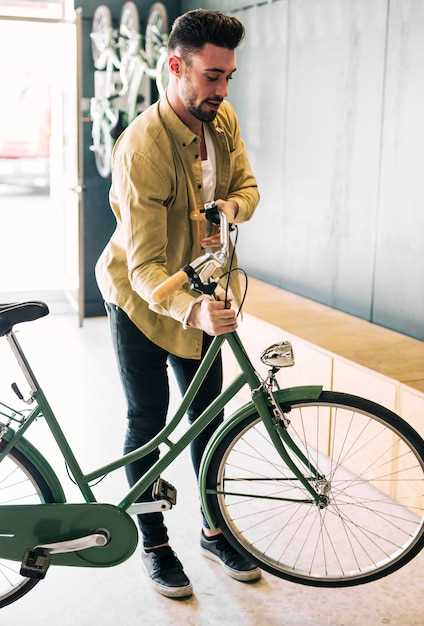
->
xmin=151 ymin=580 xmax=193 ymax=599
xmin=201 ymin=547 xmax=262 ymax=582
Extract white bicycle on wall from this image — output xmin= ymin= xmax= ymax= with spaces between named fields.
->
xmin=89 ymin=2 xmax=169 ymax=178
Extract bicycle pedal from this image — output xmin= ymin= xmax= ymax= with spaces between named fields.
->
xmin=20 ymin=547 xmax=51 ymax=580
xmin=152 ymin=478 xmax=177 ymax=506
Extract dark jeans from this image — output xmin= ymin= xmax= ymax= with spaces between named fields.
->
xmin=105 ymin=303 xmax=224 ymax=548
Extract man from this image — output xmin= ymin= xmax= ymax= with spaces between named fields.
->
xmin=96 ymin=9 xmax=260 ymax=598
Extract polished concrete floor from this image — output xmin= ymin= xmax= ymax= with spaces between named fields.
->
xmin=0 ymin=314 xmax=422 ymax=625
xmin=0 ymin=186 xmax=63 ymax=292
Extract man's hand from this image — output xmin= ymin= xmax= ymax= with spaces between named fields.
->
xmin=200 ymin=199 xmax=238 ymax=249
xmin=200 ymin=223 xmax=221 ymax=249
xmin=215 ymin=199 xmax=239 ymax=223
xmin=187 ymin=299 xmax=237 ymax=336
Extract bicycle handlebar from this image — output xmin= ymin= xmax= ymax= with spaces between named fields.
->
xmin=150 ymin=202 xmax=230 ymax=304
xmin=151 ymin=270 xmax=189 ymax=304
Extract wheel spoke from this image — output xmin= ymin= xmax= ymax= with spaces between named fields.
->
xmin=0 ymin=466 xmax=19 ymax=487
xmin=278 ymin=504 xmax=314 ymax=562
xmin=212 ymin=398 xmax=424 ymax=585
xmin=329 ymin=497 xmax=402 ymax=553
xmin=0 ymin=565 xmax=14 ymax=588
xmin=322 ymin=511 xmax=346 ymax=576
xmin=329 ymin=410 xmax=354 ymax=481
xmin=335 ymin=499 xmax=415 ymax=537
xmin=0 ymin=449 xmax=51 ymax=607
xmin=0 ymin=492 xmax=38 ymax=505
xmin=298 ymin=407 xmax=313 ymax=474
xmin=229 ymin=501 xmax=294 ymax=522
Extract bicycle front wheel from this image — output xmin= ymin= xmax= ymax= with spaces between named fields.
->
xmin=206 ymin=391 xmax=424 ymax=587
xmin=0 ymin=444 xmax=56 ymax=608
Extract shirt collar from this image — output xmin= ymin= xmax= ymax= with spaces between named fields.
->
xmin=159 ymin=95 xmax=225 ymax=148
xmin=159 ymin=95 xmax=198 ymax=147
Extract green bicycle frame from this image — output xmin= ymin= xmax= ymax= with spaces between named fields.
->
xmin=0 ymin=329 xmax=324 ymax=513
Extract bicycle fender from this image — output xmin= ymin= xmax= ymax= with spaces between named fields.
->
xmin=0 ymin=427 xmax=66 ymax=504
xmin=199 ymin=385 xmax=323 ymax=528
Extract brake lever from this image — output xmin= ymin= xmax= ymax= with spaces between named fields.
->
xmin=182 ymin=202 xmax=236 ymax=295
xmin=201 ymin=202 xmax=236 ymax=231
xmin=184 ymin=265 xmax=217 ymax=295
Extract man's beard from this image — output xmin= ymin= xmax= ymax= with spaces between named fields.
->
xmin=187 ymin=102 xmax=218 ymax=122
xmin=182 ymin=71 xmax=222 ymax=121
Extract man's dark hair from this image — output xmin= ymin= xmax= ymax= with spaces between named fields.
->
xmin=168 ymin=9 xmax=244 ymax=58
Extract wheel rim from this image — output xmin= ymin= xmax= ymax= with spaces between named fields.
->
xmin=215 ymin=402 xmax=424 ymax=583
xmin=145 ymin=3 xmax=168 ymax=67
xmin=94 ymin=122 xmax=112 ymax=178
xmin=91 ymin=5 xmax=113 ymax=69
xmin=0 ymin=453 xmax=48 ymax=603
xmin=155 ymin=49 xmax=169 ymax=97
xmin=119 ymin=1 xmax=140 ymax=60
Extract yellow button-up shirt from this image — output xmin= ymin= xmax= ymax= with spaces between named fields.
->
xmin=95 ymin=96 xmax=259 ymax=359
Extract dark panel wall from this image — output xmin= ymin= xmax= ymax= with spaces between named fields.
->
xmin=181 ymin=0 xmax=424 ymax=340
xmin=77 ymin=0 xmax=180 ymax=315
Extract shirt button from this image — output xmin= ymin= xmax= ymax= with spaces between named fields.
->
xmin=195 ymin=154 xmax=199 ymax=159
xmin=182 ymin=143 xmax=186 ymax=147
xmin=197 ymin=183 xmax=202 ymax=189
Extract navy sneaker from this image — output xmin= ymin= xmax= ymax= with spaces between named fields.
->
xmin=142 ymin=545 xmax=193 ymax=598
xmin=200 ymin=531 xmax=261 ymax=582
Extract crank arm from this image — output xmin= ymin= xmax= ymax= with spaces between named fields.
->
xmin=36 ymin=531 xmax=109 ymax=555
xmin=127 ymin=499 xmax=172 ymax=515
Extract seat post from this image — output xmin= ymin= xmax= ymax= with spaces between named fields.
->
xmin=6 ymin=331 xmax=40 ymax=393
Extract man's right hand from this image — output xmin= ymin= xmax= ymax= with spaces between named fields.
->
xmin=188 ymin=299 xmax=237 ymax=336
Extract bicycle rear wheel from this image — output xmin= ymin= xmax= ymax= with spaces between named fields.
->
xmin=0 ymin=443 xmax=56 ymax=608
xmin=206 ymin=391 xmax=424 ymax=587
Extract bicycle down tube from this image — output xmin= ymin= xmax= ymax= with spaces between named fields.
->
xmin=1 ymin=328 xmax=325 ymax=511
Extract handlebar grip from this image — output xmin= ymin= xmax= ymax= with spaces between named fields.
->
xmin=151 ymin=270 xmax=189 ymax=304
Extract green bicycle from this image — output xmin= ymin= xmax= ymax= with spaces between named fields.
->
xmin=0 ymin=205 xmax=423 ymax=608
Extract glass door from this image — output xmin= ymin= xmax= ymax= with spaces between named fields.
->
xmin=50 ymin=8 xmax=84 ymax=325
xmin=0 ymin=4 xmax=84 ymax=325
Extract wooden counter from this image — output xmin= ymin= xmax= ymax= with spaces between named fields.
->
xmin=244 ymin=277 xmax=424 ymax=393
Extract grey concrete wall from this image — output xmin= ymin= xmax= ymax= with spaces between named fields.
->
xmin=180 ymin=0 xmax=424 ymax=340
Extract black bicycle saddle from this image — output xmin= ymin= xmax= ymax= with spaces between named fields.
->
xmin=0 ymin=302 xmax=49 ymax=337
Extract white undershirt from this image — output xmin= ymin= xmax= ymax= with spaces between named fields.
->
xmin=182 ymin=125 xmax=217 ymax=329
xmin=201 ymin=124 xmax=216 ymax=203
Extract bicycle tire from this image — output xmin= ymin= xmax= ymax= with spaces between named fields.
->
xmin=0 ymin=443 xmax=56 ymax=608
xmin=119 ymin=1 xmax=140 ymax=61
xmin=93 ymin=120 xmax=113 ymax=178
xmin=155 ymin=47 xmax=169 ymax=98
xmin=205 ymin=391 xmax=424 ymax=587
xmin=91 ymin=5 xmax=112 ymax=70
xmin=145 ymin=2 xmax=168 ymax=68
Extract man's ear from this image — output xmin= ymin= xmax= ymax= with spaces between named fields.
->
xmin=168 ymin=53 xmax=182 ymax=77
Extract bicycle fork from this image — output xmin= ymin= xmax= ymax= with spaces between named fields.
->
xmin=251 ymin=387 xmax=329 ymax=508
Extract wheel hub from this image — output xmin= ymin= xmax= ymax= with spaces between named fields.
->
xmin=314 ymin=477 xmax=332 ymax=508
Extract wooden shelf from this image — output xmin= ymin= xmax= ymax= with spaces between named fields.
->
xmin=244 ymin=277 xmax=424 ymax=393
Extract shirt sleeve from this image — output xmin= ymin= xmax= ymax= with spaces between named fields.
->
xmin=113 ymin=150 xmax=198 ymax=324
